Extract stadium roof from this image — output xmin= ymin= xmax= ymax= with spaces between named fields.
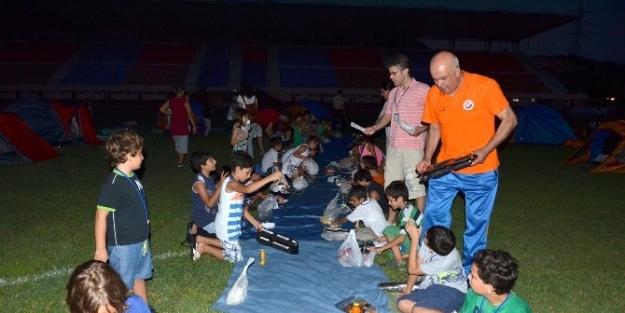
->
xmin=1 ymin=2 xmax=581 ymax=46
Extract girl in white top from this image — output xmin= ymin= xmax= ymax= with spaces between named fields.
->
xmin=237 ymin=82 xmax=264 ymax=157
xmin=281 ymin=135 xmax=319 ymax=179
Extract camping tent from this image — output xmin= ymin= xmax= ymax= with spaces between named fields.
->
xmin=563 ymin=120 xmax=625 ymax=173
xmin=5 ymin=97 xmax=100 ymax=145
xmin=514 ymin=105 xmax=577 ymax=145
xmin=0 ymin=112 xmax=61 ymax=163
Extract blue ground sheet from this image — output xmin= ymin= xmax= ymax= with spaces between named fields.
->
xmin=211 ymin=136 xmax=393 ymax=313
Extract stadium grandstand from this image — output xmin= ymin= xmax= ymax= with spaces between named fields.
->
xmin=0 ymin=0 xmax=587 ymax=113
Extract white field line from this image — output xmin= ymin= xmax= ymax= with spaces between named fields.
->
xmin=0 ymin=250 xmax=187 ymax=287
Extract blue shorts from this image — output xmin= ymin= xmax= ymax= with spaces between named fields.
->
xmin=397 ymin=284 xmax=465 ymax=313
xmin=108 ymin=240 xmax=153 ymax=290
xmin=221 ymin=240 xmax=243 ymax=263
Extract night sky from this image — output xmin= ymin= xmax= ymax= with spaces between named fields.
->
xmin=312 ymin=0 xmax=625 ymax=64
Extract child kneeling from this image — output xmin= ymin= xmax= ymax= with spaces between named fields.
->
xmin=332 ymin=185 xmax=389 ymax=238
xmin=368 ymin=181 xmax=420 ymax=268
xmin=202 ymin=151 xmax=282 ymax=262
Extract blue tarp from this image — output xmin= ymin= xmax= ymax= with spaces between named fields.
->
xmin=514 ymin=105 xmax=576 ymax=145
xmin=212 ymin=137 xmax=393 ymax=312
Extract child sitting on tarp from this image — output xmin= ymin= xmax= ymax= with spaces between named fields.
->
xmin=281 ymin=135 xmax=320 ymax=181
xmin=353 ymin=169 xmax=388 ymax=215
xmin=396 ymin=224 xmax=467 ymax=313
xmin=189 ymin=151 xmax=228 ymax=261
xmin=361 ymin=155 xmax=384 ymax=186
xmin=368 ymin=181 xmax=420 ymax=269
xmin=331 ymin=185 xmax=389 ymax=240
xmin=261 ymin=137 xmax=283 ymax=175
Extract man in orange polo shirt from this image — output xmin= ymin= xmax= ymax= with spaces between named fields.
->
xmin=416 ymin=51 xmax=517 ymax=275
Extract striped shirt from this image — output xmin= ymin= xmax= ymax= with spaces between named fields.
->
xmin=215 ymin=176 xmax=244 ymax=242
xmin=384 ymin=78 xmax=430 ymax=149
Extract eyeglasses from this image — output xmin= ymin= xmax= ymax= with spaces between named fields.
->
xmin=389 ymin=68 xmax=404 ymax=76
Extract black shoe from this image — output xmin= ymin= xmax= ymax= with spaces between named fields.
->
xmin=180 ymin=222 xmax=194 ymax=247
xmin=149 ymin=306 xmax=157 ymax=313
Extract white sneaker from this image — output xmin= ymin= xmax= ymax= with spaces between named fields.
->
xmin=192 ymin=243 xmax=201 ymax=261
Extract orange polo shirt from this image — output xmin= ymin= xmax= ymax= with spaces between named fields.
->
xmin=423 ymin=71 xmax=509 ymax=174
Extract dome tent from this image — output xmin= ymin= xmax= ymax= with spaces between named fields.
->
xmin=513 ymin=105 xmax=576 ymax=145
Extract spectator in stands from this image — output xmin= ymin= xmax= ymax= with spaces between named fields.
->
xmin=237 ymin=81 xmax=265 ymax=158
xmin=159 ymin=86 xmax=197 ymax=169
xmin=379 ymin=81 xmax=394 ymax=150
xmin=332 ymin=89 xmax=346 ymax=132
xmin=364 ymin=54 xmax=429 ymax=213
xmin=416 ymin=51 xmax=517 ymax=275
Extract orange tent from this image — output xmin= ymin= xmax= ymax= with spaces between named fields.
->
xmin=562 ymin=120 xmax=625 ymax=173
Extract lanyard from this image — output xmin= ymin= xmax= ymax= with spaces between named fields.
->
xmin=393 ymin=86 xmax=410 ymax=112
xmin=115 ymin=168 xmax=149 ymax=224
xmin=478 ymin=294 xmax=509 ymax=313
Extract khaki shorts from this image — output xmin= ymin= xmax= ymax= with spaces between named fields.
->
xmin=172 ymin=135 xmax=189 ymax=154
xmin=384 ymin=146 xmax=425 ymax=200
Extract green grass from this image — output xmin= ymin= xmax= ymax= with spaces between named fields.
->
xmin=1 ymin=125 xmax=625 ymax=312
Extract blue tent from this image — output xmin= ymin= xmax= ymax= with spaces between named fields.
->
xmin=297 ymin=99 xmax=332 ymax=121
xmin=189 ymin=99 xmax=205 ymax=126
xmin=514 ymin=105 xmax=576 ymax=145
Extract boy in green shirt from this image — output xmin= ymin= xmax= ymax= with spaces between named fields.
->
xmin=368 ymin=180 xmax=420 ymax=269
xmin=460 ymin=249 xmax=531 ymax=313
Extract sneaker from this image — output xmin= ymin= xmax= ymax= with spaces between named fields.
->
xmin=192 ymin=242 xmax=201 ymax=261
xmin=177 ymin=163 xmax=185 ymax=169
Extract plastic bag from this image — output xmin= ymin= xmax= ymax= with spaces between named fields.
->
xmin=338 ymin=230 xmax=363 ymax=267
xmin=339 ymin=182 xmax=352 ymax=195
xmin=226 ymin=257 xmax=255 ymax=305
xmin=362 ymin=251 xmax=377 ymax=267
xmin=292 ymin=177 xmax=309 ymax=191
xmin=302 ymin=159 xmax=319 ymax=175
xmin=320 ymin=193 xmax=352 ymax=225
xmin=398 ymin=119 xmax=416 ymax=134
xmin=257 ymin=195 xmax=278 ymax=222
xmin=270 ymin=174 xmax=290 ymax=194
xmin=404 ymin=163 xmax=417 ymax=194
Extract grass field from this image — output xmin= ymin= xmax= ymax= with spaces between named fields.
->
xmin=1 ymin=110 xmax=625 ymax=312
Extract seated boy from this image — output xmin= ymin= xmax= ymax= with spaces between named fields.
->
xmin=396 ymin=224 xmax=467 ymax=313
xmin=353 ymin=169 xmax=388 ymax=215
xmin=189 ymin=151 xmax=227 ymax=261
xmin=332 ymin=185 xmax=389 ymax=238
xmin=261 ymin=137 xmax=283 ymax=175
xmin=368 ymin=181 xmax=420 ymax=268
xmin=203 ymin=151 xmax=283 ymax=263
xmin=460 ymin=249 xmax=531 ymax=313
